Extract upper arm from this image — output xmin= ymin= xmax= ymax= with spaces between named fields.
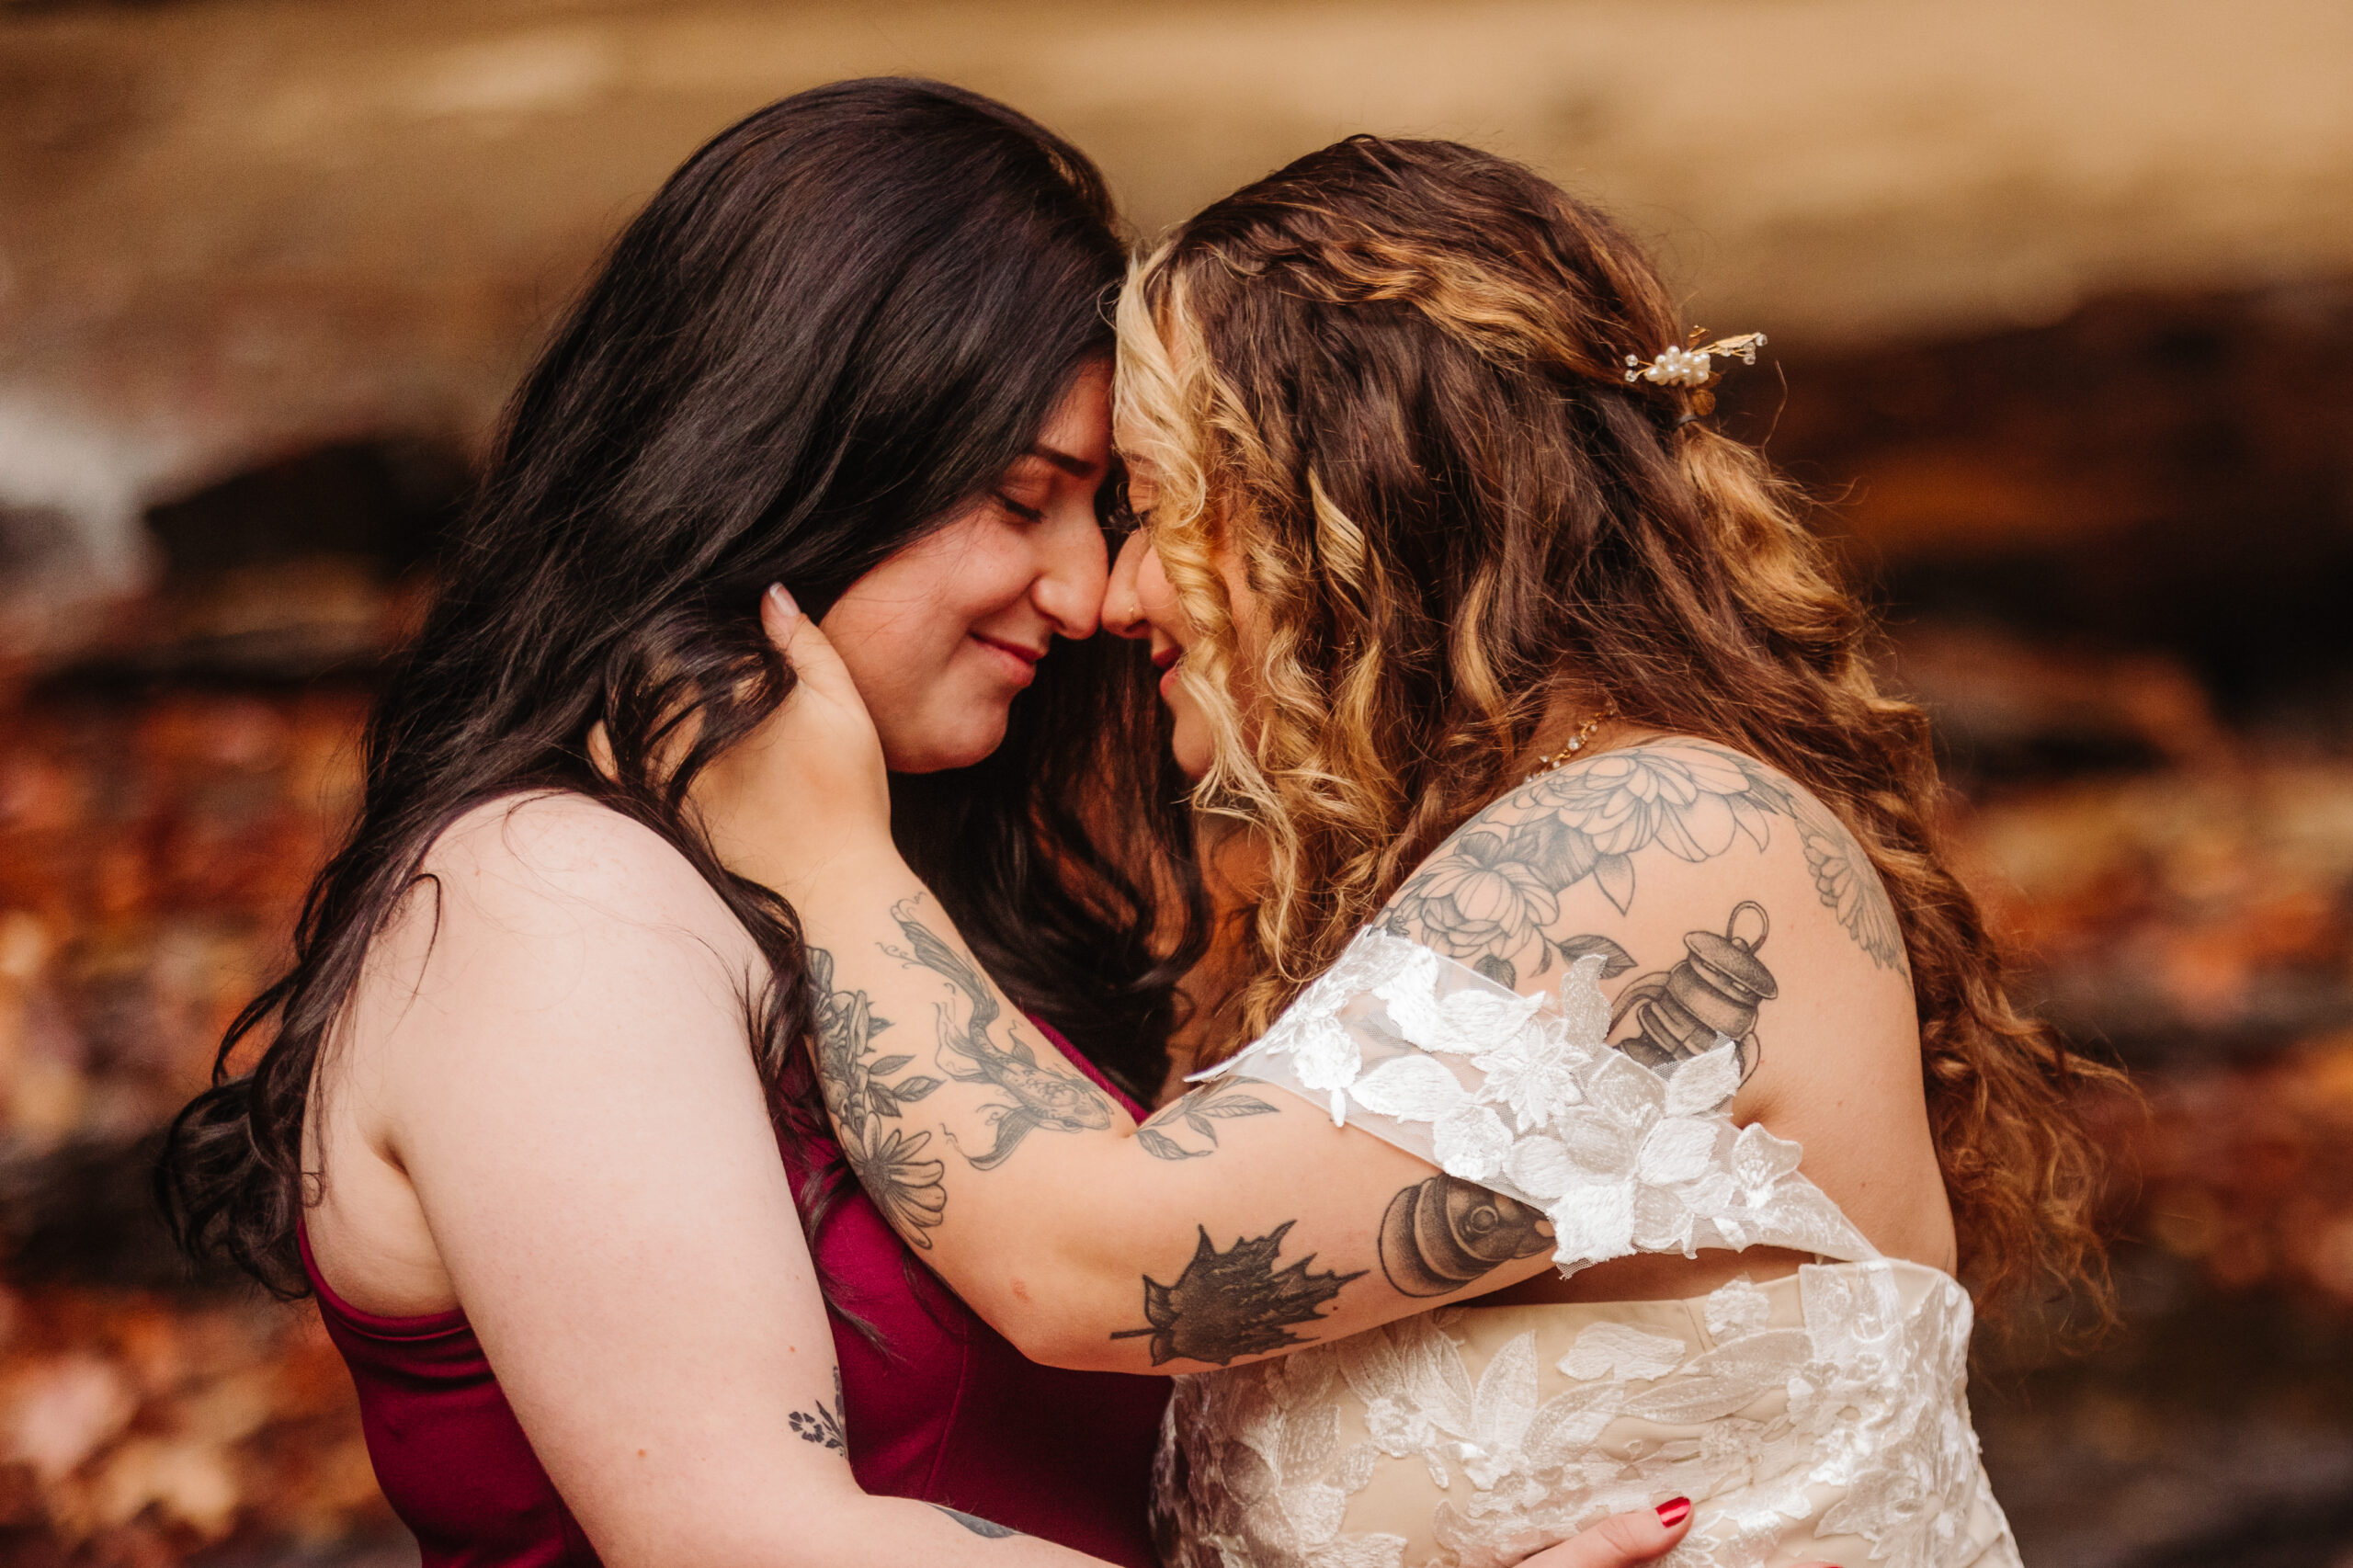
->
xmin=363 ymin=797 xmax=859 ymax=1566
xmin=1374 ymin=744 xmax=1910 ymax=1074
xmin=1381 ymin=740 xmax=1908 ymax=1005
xmin=1374 ymin=741 xmax=1935 ymax=1245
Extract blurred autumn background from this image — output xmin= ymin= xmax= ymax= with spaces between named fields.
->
xmin=2 ymin=0 xmax=2351 ymax=1563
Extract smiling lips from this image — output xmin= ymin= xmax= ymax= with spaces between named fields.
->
xmin=975 ymin=633 xmax=1182 ymax=693
xmin=971 ymin=632 xmax=1046 ymax=685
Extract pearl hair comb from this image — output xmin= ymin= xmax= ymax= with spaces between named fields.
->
xmin=1622 ymin=329 xmax=1768 ymax=416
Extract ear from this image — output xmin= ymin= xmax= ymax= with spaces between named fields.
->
xmin=585 ymin=721 xmax=620 ymax=784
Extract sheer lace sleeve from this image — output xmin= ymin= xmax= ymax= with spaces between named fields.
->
xmin=1195 ymin=928 xmax=1875 ymax=1276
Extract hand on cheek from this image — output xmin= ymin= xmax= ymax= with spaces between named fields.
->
xmin=816 ymin=510 xmax=1049 ymax=773
xmin=689 ymin=586 xmax=894 ymax=896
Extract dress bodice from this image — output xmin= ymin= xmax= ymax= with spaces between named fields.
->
xmin=1154 ymin=930 xmax=2018 ymax=1568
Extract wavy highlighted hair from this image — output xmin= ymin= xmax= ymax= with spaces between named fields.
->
xmin=1114 ymin=135 xmax=2120 ymax=1319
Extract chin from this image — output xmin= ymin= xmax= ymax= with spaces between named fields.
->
xmin=1170 ymin=732 xmax=1213 ymax=781
xmin=880 ymin=709 xmax=1012 ymax=775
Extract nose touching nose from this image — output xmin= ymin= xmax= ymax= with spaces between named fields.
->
xmin=1031 ymin=516 xmax=1113 ymax=641
xmin=1100 ymin=530 xmax=1149 ymax=640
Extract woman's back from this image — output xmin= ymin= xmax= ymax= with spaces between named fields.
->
xmin=301 ymin=793 xmax=766 ymax=1323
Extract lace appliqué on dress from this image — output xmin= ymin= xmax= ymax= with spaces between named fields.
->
xmin=1155 ymin=1266 xmax=2012 ymax=1568
xmin=1196 ymin=928 xmax=1874 ymax=1275
xmin=1159 ymin=927 xmax=2017 ymax=1568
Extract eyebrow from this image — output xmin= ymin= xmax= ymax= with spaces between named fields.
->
xmin=1027 ymin=442 xmax=1103 ymax=481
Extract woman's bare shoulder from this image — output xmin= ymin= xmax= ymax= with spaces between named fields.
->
xmin=422 ymin=791 xmax=738 ymax=929
xmin=1377 ymin=744 xmax=1944 ymax=1257
xmin=1379 ymin=735 xmax=1909 ymax=996
xmin=356 ymin=791 xmax=759 ymax=1012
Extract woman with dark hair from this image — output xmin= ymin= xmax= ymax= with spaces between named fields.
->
xmin=151 ymin=76 xmax=1193 ymax=1567
xmin=707 ymin=136 xmax=2117 ymax=1567
xmin=155 ymin=80 xmax=1700 ymax=1568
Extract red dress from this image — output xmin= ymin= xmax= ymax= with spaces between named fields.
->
xmin=305 ymin=1022 xmax=1169 ymax=1568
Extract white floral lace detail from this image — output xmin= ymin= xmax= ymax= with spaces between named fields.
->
xmin=1157 ymin=928 xmax=2017 ymax=1568
xmin=1154 ymin=1264 xmax=2018 ymax=1568
xmin=1195 ymin=927 xmax=1875 ymax=1274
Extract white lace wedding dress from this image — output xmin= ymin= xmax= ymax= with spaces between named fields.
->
xmin=1153 ymin=929 xmax=2020 ymax=1568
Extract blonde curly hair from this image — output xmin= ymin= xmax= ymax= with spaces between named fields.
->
xmin=1115 ymin=135 xmax=2120 ymax=1320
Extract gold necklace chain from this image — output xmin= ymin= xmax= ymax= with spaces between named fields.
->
xmin=1520 ymin=703 xmax=1620 ymax=784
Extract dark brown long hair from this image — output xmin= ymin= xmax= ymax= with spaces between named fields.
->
xmin=157 ymin=78 xmax=1204 ymax=1298
xmin=1115 ymin=134 xmax=2117 ymax=1319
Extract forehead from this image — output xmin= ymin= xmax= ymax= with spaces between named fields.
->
xmin=1029 ymin=361 xmax=1113 ymax=465
xmin=1111 ymin=405 xmax=1162 ymax=471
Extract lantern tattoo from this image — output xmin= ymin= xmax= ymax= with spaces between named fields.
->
xmin=1608 ymin=900 xmax=1780 ymax=1081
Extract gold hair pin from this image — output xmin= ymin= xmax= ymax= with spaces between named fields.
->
xmin=1622 ymin=329 xmax=1767 ymax=415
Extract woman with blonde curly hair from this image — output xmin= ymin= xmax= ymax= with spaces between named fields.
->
xmin=709 ymin=135 xmax=2113 ymax=1567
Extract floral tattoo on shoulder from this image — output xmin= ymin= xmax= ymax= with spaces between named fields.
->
xmin=1382 ymin=740 xmax=1908 ymax=988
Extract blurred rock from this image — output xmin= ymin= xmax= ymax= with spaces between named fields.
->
xmin=145 ymin=443 xmax=460 ymax=581
xmin=42 ymin=438 xmax=461 ymax=681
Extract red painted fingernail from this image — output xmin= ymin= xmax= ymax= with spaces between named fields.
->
xmin=1655 ymin=1497 xmax=1691 ymax=1528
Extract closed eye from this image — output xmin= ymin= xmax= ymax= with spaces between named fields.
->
xmin=995 ymin=490 xmax=1045 ymax=524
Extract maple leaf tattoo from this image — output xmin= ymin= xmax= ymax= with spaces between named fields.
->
xmin=1110 ymin=1222 xmax=1365 ymax=1366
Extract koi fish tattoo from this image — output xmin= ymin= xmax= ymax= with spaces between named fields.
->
xmin=882 ymin=900 xmax=1115 ymax=1171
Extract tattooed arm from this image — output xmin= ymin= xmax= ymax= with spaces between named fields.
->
xmin=710 ymin=611 xmax=1942 ymax=1374
xmin=774 ymin=729 xmax=1939 ymax=1372
xmin=792 ymin=881 xmax=1467 ymax=1369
